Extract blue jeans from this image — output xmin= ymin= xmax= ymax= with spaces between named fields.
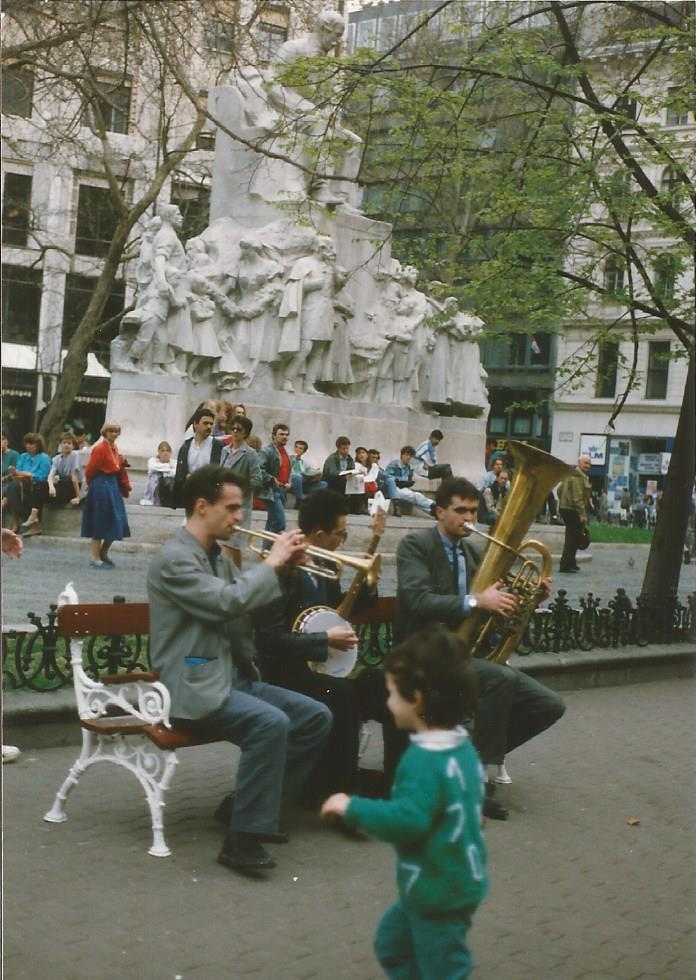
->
xmin=200 ymin=679 xmax=332 ymax=835
xmin=375 ymin=900 xmax=476 ymax=979
xmin=382 ymin=474 xmax=433 ymax=516
xmin=290 ymin=473 xmax=328 ymax=501
xmin=265 ymin=487 xmax=287 ymax=534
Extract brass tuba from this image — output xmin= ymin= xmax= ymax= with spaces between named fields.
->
xmin=458 ymin=441 xmax=574 ymax=664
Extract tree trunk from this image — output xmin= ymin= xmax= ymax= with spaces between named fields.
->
xmin=640 ymin=350 xmax=695 ymax=601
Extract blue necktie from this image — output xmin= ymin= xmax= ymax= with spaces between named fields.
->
xmin=452 ymin=544 xmax=459 ymax=595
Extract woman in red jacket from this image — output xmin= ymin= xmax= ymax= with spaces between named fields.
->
xmin=80 ymin=422 xmax=130 ymax=568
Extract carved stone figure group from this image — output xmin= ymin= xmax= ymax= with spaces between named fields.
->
xmin=115 ymin=209 xmax=487 ymax=414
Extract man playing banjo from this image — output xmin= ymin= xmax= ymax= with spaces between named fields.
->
xmin=254 ymin=489 xmax=390 ymax=805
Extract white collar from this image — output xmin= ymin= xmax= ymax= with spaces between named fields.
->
xmin=410 ymin=726 xmax=469 ymax=751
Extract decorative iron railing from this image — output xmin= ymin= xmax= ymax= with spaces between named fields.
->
xmin=3 ymin=590 xmax=694 ymax=693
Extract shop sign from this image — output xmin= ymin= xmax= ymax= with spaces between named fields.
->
xmin=660 ymin=452 xmax=671 ymax=474
xmin=610 ymin=455 xmax=629 ymax=478
xmin=580 ymin=434 xmax=606 ymax=465
xmin=637 ymin=453 xmax=662 ymax=474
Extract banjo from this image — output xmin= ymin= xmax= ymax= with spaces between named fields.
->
xmin=293 ymin=507 xmax=387 ymax=678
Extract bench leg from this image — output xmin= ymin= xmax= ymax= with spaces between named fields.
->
xmin=44 ymin=729 xmax=96 ymax=824
xmin=44 ymin=730 xmax=179 ymax=857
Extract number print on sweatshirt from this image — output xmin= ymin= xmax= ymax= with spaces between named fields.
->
xmin=401 ymin=862 xmax=422 ymax=896
xmin=447 ymin=756 xmax=466 ymax=790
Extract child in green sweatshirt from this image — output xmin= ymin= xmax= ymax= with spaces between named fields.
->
xmin=321 ymin=628 xmax=488 ymax=980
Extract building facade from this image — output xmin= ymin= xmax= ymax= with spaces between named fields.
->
xmin=1 ymin=0 xmax=329 ymax=446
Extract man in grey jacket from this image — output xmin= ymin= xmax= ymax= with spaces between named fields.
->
xmin=395 ymin=477 xmax=565 ymax=820
xmin=147 ymin=465 xmax=332 ymax=873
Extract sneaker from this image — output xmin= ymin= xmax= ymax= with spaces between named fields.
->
xmin=89 ymin=560 xmax=108 ymax=569
xmin=139 ymin=499 xmax=154 ymax=506
xmin=2 ymin=745 xmax=21 ymax=764
xmin=100 ymin=558 xmax=115 ymax=568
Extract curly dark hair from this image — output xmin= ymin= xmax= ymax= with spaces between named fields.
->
xmin=384 ymin=628 xmax=478 ymax=728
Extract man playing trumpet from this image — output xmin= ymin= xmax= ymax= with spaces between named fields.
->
xmin=147 ymin=465 xmax=331 ymax=873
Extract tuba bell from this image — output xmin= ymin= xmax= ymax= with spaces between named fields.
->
xmin=458 ymin=441 xmax=574 ymax=664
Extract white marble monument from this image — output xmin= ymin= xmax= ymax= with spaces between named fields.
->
xmin=107 ymin=9 xmax=488 ymax=468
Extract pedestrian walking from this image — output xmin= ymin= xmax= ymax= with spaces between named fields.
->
xmin=80 ymin=422 xmax=131 ymax=569
xmin=558 ymin=455 xmax=592 ymax=573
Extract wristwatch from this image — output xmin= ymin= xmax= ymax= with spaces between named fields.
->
xmin=465 ymin=594 xmax=478 ymax=611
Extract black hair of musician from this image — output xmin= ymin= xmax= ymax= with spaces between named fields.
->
xmin=183 ymin=465 xmax=249 ymax=517
xmin=430 ymin=429 xmax=444 ymax=440
xmin=435 ymin=477 xmax=480 ymax=510
xmin=272 ymin=422 xmax=290 ymax=436
xmin=297 ymin=488 xmax=349 ymax=536
xmin=400 ymin=445 xmax=416 ymax=456
xmin=190 ymin=407 xmax=215 ymax=427
xmin=384 ymin=627 xmax=478 ymax=728
xmin=231 ymin=416 xmax=253 ymax=436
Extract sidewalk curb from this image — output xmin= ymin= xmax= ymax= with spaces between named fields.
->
xmin=3 ymin=644 xmax=693 ymax=750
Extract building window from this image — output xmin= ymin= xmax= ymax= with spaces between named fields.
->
xmin=1 ymin=264 xmax=42 ymax=345
xmin=84 ymin=80 xmax=131 ymax=134
xmin=665 ymin=87 xmax=689 ymax=126
xmin=654 ymin=254 xmax=676 ymax=301
xmin=62 ymin=274 xmax=126 ymax=367
xmin=661 ymin=167 xmax=679 ymax=195
xmin=595 ymin=339 xmax=619 ymax=398
xmin=205 ymin=16 xmax=236 ymax=54
xmin=645 ymin=341 xmax=670 ymax=399
xmin=75 ymin=184 xmax=119 ymax=257
xmin=2 ymin=172 xmax=32 ymax=247
xmin=604 ymin=257 xmax=625 ymax=294
xmin=195 ymin=91 xmax=216 ymax=150
xmin=256 ymin=22 xmax=288 ymax=63
xmin=615 ymin=95 xmax=638 ymax=126
xmin=1 ymin=66 xmax=34 ymax=118
xmin=170 ymin=181 xmax=210 ymax=241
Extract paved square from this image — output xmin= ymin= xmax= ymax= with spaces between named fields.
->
xmin=3 ymin=678 xmax=694 ymax=979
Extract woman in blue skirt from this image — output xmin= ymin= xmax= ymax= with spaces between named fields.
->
xmin=81 ymin=422 xmax=130 ymax=568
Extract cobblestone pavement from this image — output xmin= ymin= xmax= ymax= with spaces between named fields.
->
xmin=3 ymin=536 xmax=695 ymax=624
xmin=3 ymin=678 xmax=694 ymax=980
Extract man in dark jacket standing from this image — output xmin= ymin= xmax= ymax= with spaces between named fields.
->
xmin=257 ymin=422 xmax=292 ymax=537
xmin=558 ymin=454 xmax=592 ymax=573
xmin=172 ymin=408 xmax=222 ymax=507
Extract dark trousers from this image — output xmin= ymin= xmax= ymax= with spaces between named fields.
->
xmin=263 ymin=666 xmax=388 ymax=800
xmin=382 ymin=659 xmax=565 ymax=783
xmin=425 ymin=463 xmax=453 ymax=480
xmin=4 ymin=478 xmax=48 ymax=520
xmin=471 ymin=659 xmax=565 ymax=766
xmin=560 ymin=507 xmax=583 ymax=570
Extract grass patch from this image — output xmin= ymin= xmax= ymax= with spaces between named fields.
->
xmin=589 ymin=524 xmax=653 ymax=544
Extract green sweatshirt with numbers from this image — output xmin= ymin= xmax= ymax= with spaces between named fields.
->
xmin=344 ymin=729 xmax=488 ymax=915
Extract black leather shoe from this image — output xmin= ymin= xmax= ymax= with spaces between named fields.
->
xmin=215 ymin=795 xmax=288 ymax=843
xmin=484 ymin=782 xmax=509 ymax=821
xmin=558 ymin=566 xmax=578 ymax=573
xmin=218 ymin=833 xmax=276 ymax=872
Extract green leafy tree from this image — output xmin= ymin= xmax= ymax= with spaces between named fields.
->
xmin=306 ymin=0 xmax=694 ymax=601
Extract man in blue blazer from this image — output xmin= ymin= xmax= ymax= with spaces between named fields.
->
xmin=395 ymin=477 xmax=565 ymax=820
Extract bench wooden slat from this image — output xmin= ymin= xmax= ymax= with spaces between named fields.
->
xmin=58 ymin=603 xmax=150 ymax=637
xmin=350 ymin=596 xmax=396 ymax=626
xmin=81 ymin=716 xmax=148 ymax=735
xmin=142 ymin=724 xmax=221 ymax=751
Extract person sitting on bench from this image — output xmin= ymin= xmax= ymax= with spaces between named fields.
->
xmin=147 ymin=464 xmax=332 ymax=874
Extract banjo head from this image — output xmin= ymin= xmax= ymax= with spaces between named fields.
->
xmin=295 ymin=606 xmax=358 ymax=678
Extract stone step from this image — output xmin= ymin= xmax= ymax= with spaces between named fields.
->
xmin=33 ymin=502 xmax=573 ymax=555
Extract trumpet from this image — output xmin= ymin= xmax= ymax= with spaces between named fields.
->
xmin=238 ymin=527 xmax=382 ymax=586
